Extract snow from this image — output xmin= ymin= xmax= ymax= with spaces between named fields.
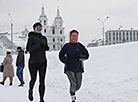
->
xmin=0 ymin=42 xmax=138 ymax=102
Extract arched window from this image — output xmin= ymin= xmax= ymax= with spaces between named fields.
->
xmin=44 ymin=29 xmax=46 ymax=33
xmin=60 ymin=38 xmax=62 ymax=42
xmin=44 ymin=20 xmax=46 ymax=25
xmin=53 ymin=45 xmax=55 ymax=49
xmin=52 ymin=26 xmax=55 ymax=34
xmin=60 ymin=30 xmax=62 ymax=34
xmin=53 ymin=38 xmax=55 ymax=42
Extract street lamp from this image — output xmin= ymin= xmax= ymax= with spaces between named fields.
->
xmin=8 ymin=13 xmax=13 ymax=53
xmin=98 ymin=16 xmax=109 ymax=45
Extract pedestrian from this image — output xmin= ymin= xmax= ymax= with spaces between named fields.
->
xmin=0 ymin=51 xmax=14 ymax=86
xmin=16 ymin=46 xmax=25 ymax=87
xmin=26 ymin=22 xmax=49 ymax=102
xmin=59 ymin=29 xmax=89 ymax=102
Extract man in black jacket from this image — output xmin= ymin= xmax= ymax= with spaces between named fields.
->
xmin=26 ymin=22 xmax=49 ymax=102
xmin=16 ymin=46 xmax=25 ymax=87
xmin=59 ymin=30 xmax=89 ymax=102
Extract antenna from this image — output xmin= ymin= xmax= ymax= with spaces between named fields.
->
xmin=42 ymin=3 xmax=44 ymax=7
xmin=57 ymin=5 xmax=59 ymax=9
xmin=57 ymin=0 xmax=61 ymax=9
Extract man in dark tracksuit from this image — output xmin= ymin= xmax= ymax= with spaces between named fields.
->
xmin=26 ymin=22 xmax=49 ymax=102
xmin=16 ymin=46 xmax=25 ymax=86
xmin=59 ymin=30 xmax=89 ymax=102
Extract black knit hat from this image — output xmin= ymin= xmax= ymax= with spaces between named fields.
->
xmin=17 ymin=46 xmax=22 ymax=50
xmin=33 ymin=22 xmax=42 ymax=30
xmin=7 ymin=51 xmax=11 ymax=54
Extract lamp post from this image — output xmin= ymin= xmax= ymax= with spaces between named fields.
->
xmin=98 ymin=16 xmax=109 ymax=45
xmin=8 ymin=13 xmax=13 ymax=53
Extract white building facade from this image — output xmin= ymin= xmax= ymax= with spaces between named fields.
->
xmin=105 ymin=29 xmax=138 ymax=45
xmin=39 ymin=6 xmax=65 ymax=51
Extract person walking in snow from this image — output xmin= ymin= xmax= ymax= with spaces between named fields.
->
xmin=59 ymin=30 xmax=89 ymax=102
xmin=0 ymin=51 xmax=14 ymax=86
xmin=16 ymin=46 xmax=25 ymax=87
xmin=26 ymin=22 xmax=49 ymax=102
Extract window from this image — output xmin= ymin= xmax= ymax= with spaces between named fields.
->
xmin=53 ymin=45 xmax=55 ymax=49
xmin=116 ymin=33 xmax=118 ymax=37
xmin=119 ymin=37 xmax=121 ymax=40
xmin=44 ymin=29 xmax=46 ymax=33
xmin=133 ymin=32 xmax=135 ymax=37
xmin=137 ymin=33 xmax=138 ymax=40
xmin=60 ymin=30 xmax=62 ymax=34
xmin=127 ymin=37 xmax=129 ymax=41
xmin=53 ymin=38 xmax=55 ymax=42
xmin=60 ymin=38 xmax=63 ymax=42
xmin=119 ymin=32 xmax=121 ymax=40
xmin=119 ymin=32 xmax=121 ymax=36
xmin=52 ymin=26 xmax=55 ymax=34
xmin=130 ymin=33 xmax=132 ymax=37
xmin=126 ymin=32 xmax=128 ymax=37
xmin=116 ymin=37 xmax=118 ymax=41
xmin=106 ymin=35 xmax=108 ymax=41
xmin=123 ymin=33 xmax=125 ymax=37
xmin=133 ymin=33 xmax=135 ymax=41
xmin=44 ymin=20 xmax=46 ymax=25
xmin=109 ymin=37 xmax=111 ymax=41
xmin=109 ymin=33 xmax=111 ymax=37
xmin=113 ymin=37 xmax=115 ymax=41
xmin=113 ymin=32 xmax=115 ymax=37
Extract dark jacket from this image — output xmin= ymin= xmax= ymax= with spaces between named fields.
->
xmin=59 ymin=42 xmax=89 ymax=73
xmin=26 ymin=32 xmax=49 ymax=64
xmin=16 ymin=50 xmax=25 ymax=67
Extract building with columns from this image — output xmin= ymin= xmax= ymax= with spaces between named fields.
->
xmin=38 ymin=6 xmax=65 ymax=51
xmin=105 ymin=28 xmax=138 ymax=45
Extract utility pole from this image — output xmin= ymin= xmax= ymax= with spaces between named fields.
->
xmin=98 ymin=16 xmax=109 ymax=45
xmin=8 ymin=13 xmax=13 ymax=54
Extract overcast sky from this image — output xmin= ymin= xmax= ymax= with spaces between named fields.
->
xmin=0 ymin=0 xmax=138 ymax=44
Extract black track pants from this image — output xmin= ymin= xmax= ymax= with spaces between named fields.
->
xmin=29 ymin=62 xmax=47 ymax=96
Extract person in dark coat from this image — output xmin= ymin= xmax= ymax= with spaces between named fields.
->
xmin=16 ymin=46 xmax=25 ymax=87
xmin=59 ymin=30 xmax=89 ymax=102
xmin=26 ymin=22 xmax=49 ymax=102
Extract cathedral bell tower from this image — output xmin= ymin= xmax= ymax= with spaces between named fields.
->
xmin=54 ymin=9 xmax=63 ymax=28
xmin=38 ymin=6 xmax=48 ymax=26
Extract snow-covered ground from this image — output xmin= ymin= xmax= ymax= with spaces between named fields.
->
xmin=0 ymin=42 xmax=138 ymax=102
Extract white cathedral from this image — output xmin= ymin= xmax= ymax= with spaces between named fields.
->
xmin=38 ymin=6 xmax=65 ymax=51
